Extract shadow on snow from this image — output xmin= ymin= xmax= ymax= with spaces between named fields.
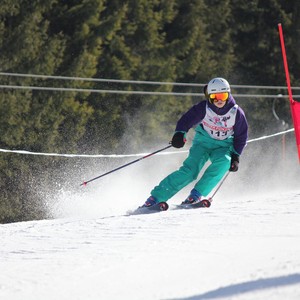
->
xmin=170 ymin=273 xmax=300 ymax=300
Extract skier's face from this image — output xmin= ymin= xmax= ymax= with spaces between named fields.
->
xmin=213 ymin=99 xmax=227 ymax=108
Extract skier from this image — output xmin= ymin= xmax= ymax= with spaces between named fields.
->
xmin=142 ymin=77 xmax=248 ymax=207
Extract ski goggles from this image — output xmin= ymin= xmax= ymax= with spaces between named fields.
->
xmin=209 ymin=92 xmax=229 ymax=101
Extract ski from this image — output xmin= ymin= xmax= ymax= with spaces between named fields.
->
xmin=128 ymin=202 xmax=169 ymax=215
xmin=174 ymin=199 xmax=212 ymax=210
xmin=127 ymin=199 xmax=211 ymax=215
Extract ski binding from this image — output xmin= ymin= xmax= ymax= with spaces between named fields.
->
xmin=175 ymin=198 xmax=212 ymax=209
xmin=128 ymin=202 xmax=169 ymax=215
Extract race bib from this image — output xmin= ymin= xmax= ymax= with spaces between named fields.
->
xmin=201 ymin=104 xmax=238 ymax=140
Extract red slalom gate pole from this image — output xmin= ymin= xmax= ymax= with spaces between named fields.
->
xmin=278 ymin=24 xmax=294 ymax=104
xmin=80 ymin=144 xmax=172 ymax=186
xmin=278 ymin=23 xmax=300 ymax=163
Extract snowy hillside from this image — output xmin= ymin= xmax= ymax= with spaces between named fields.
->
xmin=1 ymin=141 xmax=300 ymax=300
xmin=1 ymin=189 xmax=300 ymax=300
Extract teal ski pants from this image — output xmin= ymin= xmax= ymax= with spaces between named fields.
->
xmin=151 ymin=130 xmax=233 ymax=202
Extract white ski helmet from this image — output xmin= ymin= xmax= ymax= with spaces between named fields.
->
xmin=207 ymin=77 xmax=231 ymax=94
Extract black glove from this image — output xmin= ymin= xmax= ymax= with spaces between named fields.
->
xmin=171 ymin=132 xmax=186 ymax=148
xmin=229 ymin=153 xmax=239 ymax=172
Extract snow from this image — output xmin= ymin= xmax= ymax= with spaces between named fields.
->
xmin=1 ymin=145 xmax=300 ymax=300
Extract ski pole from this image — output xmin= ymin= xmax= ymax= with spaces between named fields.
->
xmin=80 ymin=144 xmax=172 ymax=186
xmin=208 ymin=171 xmax=230 ymax=201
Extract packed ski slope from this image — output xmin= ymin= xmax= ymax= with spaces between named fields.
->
xmin=1 ymin=141 xmax=300 ymax=300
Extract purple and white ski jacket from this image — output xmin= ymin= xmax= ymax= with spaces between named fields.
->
xmin=175 ymin=94 xmax=248 ymax=155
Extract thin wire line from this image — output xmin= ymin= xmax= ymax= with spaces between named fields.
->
xmin=1 ymin=72 xmax=300 ymax=89
xmin=0 ymin=129 xmax=295 ymax=158
xmin=0 ymin=84 xmax=298 ymax=98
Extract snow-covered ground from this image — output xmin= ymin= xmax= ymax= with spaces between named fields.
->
xmin=1 ymin=141 xmax=300 ymax=300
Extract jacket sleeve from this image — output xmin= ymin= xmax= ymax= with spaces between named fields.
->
xmin=175 ymin=101 xmax=206 ymax=132
xmin=233 ymin=108 xmax=248 ymax=155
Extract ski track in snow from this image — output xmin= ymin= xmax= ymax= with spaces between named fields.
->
xmin=1 ymin=190 xmax=300 ymax=300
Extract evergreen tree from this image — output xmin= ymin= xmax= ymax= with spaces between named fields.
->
xmin=0 ymin=0 xmax=97 ymax=222
xmin=229 ymin=0 xmax=293 ymax=135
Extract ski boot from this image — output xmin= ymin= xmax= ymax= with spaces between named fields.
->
xmin=181 ymin=189 xmax=202 ymax=205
